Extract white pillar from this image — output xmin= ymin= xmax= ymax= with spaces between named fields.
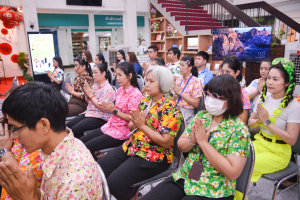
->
xmin=123 ymin=0 xmax=137 ymax=52
xmin=67 ymin=28 xmax=73 ymax=64
xmin=88 ymin=13 xmax=97 ymax=60
xmin=111 ymin=28 xmax=116 ymax=46
xmin=143 ymin=15 xmax=150 ymax=48
xmin=116 ymin=28 xmax=123 ymax=45
xmin=57 ymin=28 xmax=69 ymax=65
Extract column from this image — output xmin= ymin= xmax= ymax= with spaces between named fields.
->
xmin=66 ymin=28 xmax=73 ymax=64
xmin=88 ymin=13 xmax=97 ymax=60
xmin=143 ymin=15 xmax=150 ymax=47
xmin=21 ymin=0 xmax=39 ymax=32
xmin=123 ymin=0 xmax=137 ymax=52
xmin=111 ymin=28 xmax=116 ymax=45
xmin=57 ymin=28 xmax=69 ymax=65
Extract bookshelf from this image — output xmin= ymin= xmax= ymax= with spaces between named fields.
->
xmin=150 ymin=3 xmax=222 ymax=72
xmin=72 ymin=33 xmax=83 ymax=56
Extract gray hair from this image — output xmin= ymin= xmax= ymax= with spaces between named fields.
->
xmin=145 ymin=66 xmax=174 ymax=93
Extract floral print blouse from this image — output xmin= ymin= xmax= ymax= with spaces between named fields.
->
xmin=72 ymin=73 xmax=94 ymax=99
xmin=173 ymin=75 xmax=202 ymax=109
xmin=85 ymin=80 xmax=115 ymax=121
xmin=1 ymin=140 xmax=43 ymax=200
xmin=102 ymin=86 xmax=143 ymax=140
xmin=122 ymin=92 xmax=183 ymax=163
xmin=173 ymin=111 xmax=250 ymax=198
xmin=40 ymin=130 xmax=102 ymax=199
xmin=241 ymin=87 xmax=251 ymax=110
xmin=245 ymin=79 xmax=260 ymax=111
xmin=167 ymin=61 xmax=182 ymax=77
xmin=52 ymin=68 xmax=64 ymax=82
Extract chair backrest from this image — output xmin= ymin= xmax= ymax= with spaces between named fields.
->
xmin=97 ymin=164 xmax=110 ymax=200
xmin=292 ymin=131 xmax=300 ymax=153
xmin=173 ymin=121 xmax=185 ymax=160
xmin=137 ymin=75 xmax=144 ymax=91
xmin=246 ymin=109 xmax=251 ymax=126
xmin=194 ymin=96 xmax=204 ymax=115
xmin=62 ymin=74 xmax=72 ymax=94
xmin=235 ymin=141 xmax=255 ymax=200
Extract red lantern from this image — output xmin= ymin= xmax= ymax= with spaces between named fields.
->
xmin=12 ymin=12 xmax=23 ymax=22
xmin=1 ymin=28 xmax=8 ymax=35
xmin=0 ymin=43 xmax=12 ymax=55
xmin=11 ymin=54 xmax=18 ymax=63
xmin=0 ymin=11 xmax=13 ymax=22
xmin=3 ymin=21 xmax=14 ymax=29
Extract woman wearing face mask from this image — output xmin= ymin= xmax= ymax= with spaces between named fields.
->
xmin=173 ymin=55 xmax=202 ymax=126
xmin=142 ymin=74 xmax=250 ymax=200
xmin=248 ymin=58 xmax=300 ymax=186
xmin=246 ymin=58 xmax=272 ymax=112
xmin=99 ymin=66 xmax=183 ymax=200
xmin=220 ymin=56 xmax=251 ymax=123
xmin=80 ymin=62 xmax=143 ymax=160
xmin=65 ymin=57 xmax=94 ymax=117
xmin=66 ymin=63 xmax=115 ymax=138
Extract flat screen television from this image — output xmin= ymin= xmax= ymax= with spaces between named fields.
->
xmin=212 ymin=26 xmax=272 ymax=62
xmin=66 ymin=0 xmax=102 ymax=6
xmin=187 ymin=37 xmax=198 ymax=50
xmin=27 ymin=32 xmax=56 ymax=75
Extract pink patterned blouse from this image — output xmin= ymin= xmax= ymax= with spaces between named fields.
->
xmin=84 ymin=80 xmax=115 ymax=121
xmin=101 ymin=86 xmax=143 ymax=140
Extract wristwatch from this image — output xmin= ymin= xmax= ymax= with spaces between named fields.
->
xmin=113 ymin=109 xmax=118 ymax=115
xmin=264 ymin=119 xmax=271 ymax=126
xmin=0 ymin=149 xmax=10 ymax=158
xmin=188 ymin=136 xmax=196 ymax=146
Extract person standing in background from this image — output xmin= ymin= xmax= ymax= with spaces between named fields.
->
xmin=138 ymin=39 xmax=147 ymax=55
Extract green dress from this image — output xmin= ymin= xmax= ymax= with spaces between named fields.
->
xmin=173 ymin=111 xmax=250 ymax=198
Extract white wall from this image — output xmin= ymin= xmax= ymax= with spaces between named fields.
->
xmin=57 ymin=29 xmax=69 ymax=65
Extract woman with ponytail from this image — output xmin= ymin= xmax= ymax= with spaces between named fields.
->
xmin=66 ymin=62 xmax=115 ymax=138
xmin=172 ymin=55 xmax=202 ymax=125
xmin=248 ymin=58 xmax=300 ymax=184
xmin=66 ymin=57 xmax=94 ymax=117
xmin=220 ymin=55 xmax=251 ymax=123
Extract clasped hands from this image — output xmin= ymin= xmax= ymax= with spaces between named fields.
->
xmin=257 ymin=103 xmax=269 ymax=124
xmin=129 ymin=110 xmax=146 ymax=130
xmin=191 ymin=118 xmax=210 ymax=146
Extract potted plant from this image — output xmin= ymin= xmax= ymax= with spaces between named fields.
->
xmin=150 ymin=5 xmax=157 ymax=19
xmin=151 ymin=20 xmax=160 ymax=32
xmin=166 ymin=24 xmax=174 ymax=37
xmin=274 ymin=28 xmax=294 ymax=45
xmin=17 ymin=52 xmax=33 ymax=82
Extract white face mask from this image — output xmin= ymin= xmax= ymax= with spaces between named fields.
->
xmin=205 ymin=96 xmax=227 ymax=116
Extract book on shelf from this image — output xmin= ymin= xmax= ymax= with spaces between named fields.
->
xmin=163 ymin=44 xmax=166 ymax=50
xmin=155 ymin=44 xmax=161 ymax=51
xmin=178 ymin=44 xmax=182 ymax=51
xmin=214 ymin=64 xmax=220 ymax=71
xmin=162 ymin=35 xmax=165 ymax=40
xmin=172 ymin=44 xmax=177 ymax=48
xmin=206 ymin=63 xmax=211 ymax=70
xmin=207 ymin=45 xmax=212 ymax=52
xmin=156 ymin=34 xmax=161 ymax=41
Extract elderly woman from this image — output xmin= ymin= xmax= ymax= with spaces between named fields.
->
xmin=66 ymin=57 xmax=94 ymax=117
xmin=142 ymin=74 xmax=250 ymax=200
xmin=98 ymin=66 xmax=183 ymax=200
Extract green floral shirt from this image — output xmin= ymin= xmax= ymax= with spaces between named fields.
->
xmin=122 ymin=92 xmax=183 ymax=163
xmin=172 ymin=111 xmax=250 ymax=198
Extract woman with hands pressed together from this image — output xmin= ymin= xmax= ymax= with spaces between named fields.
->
xmin=66 ymin=63 xmax=115 ymax=138
xmin=66 ymin=57 xmax=94 ymax=117
xmin=246 ymin=58 xmax=272 ymax=112
xmin=142 ymin=74 xmax=250 ymax=200
xmin=172 ymin=55 xmax=202 ymax=126
xmin=248 ymin=58 xmax=300 ymax=183
xmin=98 ymin=66 xmax=183 ymax=200
xmin=47 ymin=56 xmax=64 ymax=91
xmin=80 ymin=62 xmax=143 ymax=160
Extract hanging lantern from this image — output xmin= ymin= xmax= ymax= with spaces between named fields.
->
xmin=0 ymin=11 xmax=23 ymax=28
xmin=3 ymin=21 xmax=14 ymax=29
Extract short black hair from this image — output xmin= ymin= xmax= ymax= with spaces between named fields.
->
xmin=196 ymin=51 xmax=209 ymax=61
xmin=168 ymin=47 xmax=181 ymax=59
xmin=141 ymin=39 xmax=145 ymax=42
xmin=2 ymin=82 xmax=68 ymax=132
xmin=221 ymin=56 xmax=243 ymax=82
xmin=153 ymin=57 xmax=165 ymax=66
xmin=148 ymin=45 xmax=158 ymax=52
xmin=205 ymin=74 xmax=243 ymax=119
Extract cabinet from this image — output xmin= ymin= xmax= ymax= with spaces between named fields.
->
xmin=72 ymin=33 xmax=83 ymax=56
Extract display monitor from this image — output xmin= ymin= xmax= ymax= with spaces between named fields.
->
xmin=66 ymin=0 xmax=102 ymax=6
xmin=187 ymin=37 xmax=198 ymax=50
xmin=212 ymin=26 xmax=272 ymax=62
xmin=28 ymin=32 xmax=56 ymax=75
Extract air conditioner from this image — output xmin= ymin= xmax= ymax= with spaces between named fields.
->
xmin=107 ymin=45 xmax=131 ymax=70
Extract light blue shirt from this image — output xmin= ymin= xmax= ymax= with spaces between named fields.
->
xmin=197 ymin=67 xmax=213 ymax=85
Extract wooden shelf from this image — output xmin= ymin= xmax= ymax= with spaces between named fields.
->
xmin=182 ymin=51 xmax=198 ymax=54
xmin=166 ymin=36 xmax=183 ymax=39
xmin=158 ymin=50 xmax=166 ymax=53
xmin=151 ymin=17 xmax=165 ymax=21
xmin=151 ymin=40 xmax=165 ymax=43
xmin=151 ymin=31 xmax=165 ymax=34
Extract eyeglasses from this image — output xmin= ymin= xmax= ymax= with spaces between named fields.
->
xmin=203 ymin=91 xmax=223 ymax=99
xmin=11 ymin=125 xmax=27 ymax=135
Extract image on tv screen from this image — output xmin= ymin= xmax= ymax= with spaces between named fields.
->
xmin=212 ymin=26 xmax=272 ymax=62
